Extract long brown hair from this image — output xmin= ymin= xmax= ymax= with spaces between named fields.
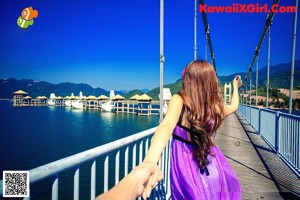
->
xmin=179 ymin=60 xmax=224 ymax=170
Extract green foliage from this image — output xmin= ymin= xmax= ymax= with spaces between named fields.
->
xmin=251 ymin=86 xmax=288 ymax=101
xmin=147 ymin=81 xmax=182 ymax=100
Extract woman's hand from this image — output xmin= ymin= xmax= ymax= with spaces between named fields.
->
xmin=138 ymin=161 xmax=163 ymax=199
xmin=233 ymin=75 xmax=242 ymax=89
xmin=96 ymin=161 xmax=162 ymax=200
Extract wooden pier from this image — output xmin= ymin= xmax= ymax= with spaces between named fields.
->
xmin=215 ymin=113 xmax=300 ymax=199
xmin=12 ymin=90 xmax=161 ymax=116
xmin=114 ymin=100 xmax=160 ymax=116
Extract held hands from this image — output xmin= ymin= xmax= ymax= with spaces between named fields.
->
xmin=95 ymin=162 xmax=162 ymax=200
xmin=137 ymin=161 xmax=163 ymax=199
xmin=233 ymin=75 xmax=242 ymax=89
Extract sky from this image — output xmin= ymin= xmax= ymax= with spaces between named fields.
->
xmin=0 ymin=0 xmax=299 ymax=90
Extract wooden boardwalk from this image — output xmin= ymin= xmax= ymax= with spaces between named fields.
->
xmin=215 ymin=113 xmax=300 ymax=200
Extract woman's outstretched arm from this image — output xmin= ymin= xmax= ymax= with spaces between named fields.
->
xmin=224 ymin=75 xmax=242 ymax=116
xmin=143 ymin=94 xmax=183 ymax=164
xmin=141 ymin=94 xmax=183 ymax=197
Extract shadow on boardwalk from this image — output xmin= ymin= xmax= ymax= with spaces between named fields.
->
xmin=216 ymin=113 xmax=299 ymax=200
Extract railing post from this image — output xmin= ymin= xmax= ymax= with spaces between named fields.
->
xmin=104 ymin=156 xmax=109 ymax=192
xmin=275 ymin=112 xmax=280 ymax=153
xmin=258 ymin=108 xmax=261 ymax=134
xmin=139 ymin=140 xmax=143 ymax=164
xmin=91 ymin=160 xmax=96 ymax=200
xmin=250 ymin=105 xmax=252 ymax=124
xmin=115 ymin=151 xmax=120 ymax=185
xmin=124 ymin=147 xmax=129 ymax=176
xmin=52 ymin=176 xmax=59 ymax=200
xmin=132 ymin=144 xmax=137 ymax=168
xmin=74 ymin=167 xmax=79 ymax=200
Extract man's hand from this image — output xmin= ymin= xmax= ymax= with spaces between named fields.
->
xmin=137 ymin=161 xmax=163 ymax=199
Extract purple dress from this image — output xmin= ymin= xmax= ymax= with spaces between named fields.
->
xmin=170 ymin=109 xmax=242 ymax=200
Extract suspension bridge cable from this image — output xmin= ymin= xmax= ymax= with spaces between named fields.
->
xmin=194 ymin=0 xmax=197 ymax=60
xmin=256 ymin=56 xmax=259 ymax=106
xmin=250 ymin=71 xmax=252 ymax=105
xmin=288 ymin=0 xmax=298 ymax=114
xmin=199 ymin=0 xmax=217 ymax=74
xmin=266 ymin=26 xmax=271 ymax=108
xmin=205 ymin=33 xmax=208 ymax=61
xmin=241 ymin=0 xmax=280 ymax=94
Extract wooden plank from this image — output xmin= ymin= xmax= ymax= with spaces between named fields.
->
xmin=235 ymin=113 xmax=300 ymax=199
xmin=216 ymin=113 xmax=283 ymax=200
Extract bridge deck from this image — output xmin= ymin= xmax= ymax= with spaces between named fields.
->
xmin=215 ymin=113 xmax=300 ymax=200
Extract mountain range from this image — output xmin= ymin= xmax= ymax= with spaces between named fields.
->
xmin=218 ymin=60 xmax=300 ymax=88
xmin=1 ymin=60 xmax=299 ymax=100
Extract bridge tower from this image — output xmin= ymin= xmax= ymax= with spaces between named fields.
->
xmin=224 ymin=83 xmax=232 ymax=104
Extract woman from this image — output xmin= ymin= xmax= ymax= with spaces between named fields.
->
xmin=142 ymin=60 xmax=242 ymax=199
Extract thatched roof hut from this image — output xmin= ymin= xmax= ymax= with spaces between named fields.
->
xmin=112 ymin=94 xmax=125 ymax=101
xmin=97 ymin=95 xmax=109 ymax=100
xmin=36 ymin=96 xmax=47 ymax=99
xmin=13 ymin=90 xmax=28 ymax=95
xmin=129 ymin=94 xmax=140 ymax=100
xmin=137 ymin=94 xmax=152 ymax=101
xmin=87 ymin=95 xmax=97 ymax=100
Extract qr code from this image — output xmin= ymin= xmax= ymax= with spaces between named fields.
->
xmin=3 ymin=171 xmax=30 ymax=197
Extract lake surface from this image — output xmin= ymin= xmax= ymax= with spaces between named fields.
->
xmin=0 ymin=100 xmax=159 ymax=199
xmin=276 ymin=109 xmax=300 ymax=116
xmin=1 ymin=101 xmax=299 ymax=199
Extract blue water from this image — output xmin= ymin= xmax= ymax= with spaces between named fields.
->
xmin=277 ymin=109 xmax=300 ymax=116
xmin=0 ymin=100 xmax=159 ymax=199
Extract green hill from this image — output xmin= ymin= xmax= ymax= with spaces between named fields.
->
xmin=147 ymin=81 xmax=182 ymax=100
xmin=1 ymin=61 xmax=299 ymax=99
xmin=146 ymin=60 xmax=300 ymax=100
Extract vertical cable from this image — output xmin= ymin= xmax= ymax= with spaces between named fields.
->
xmin=194 ymin=0 xmax=197 ymax=60
xmin=256 ymin=56 xmax=259 ymax=106
xmin=266 ymin=26 xmax=271 ymax=108
xmin=289 ymin=0 xmax=298 ymax=114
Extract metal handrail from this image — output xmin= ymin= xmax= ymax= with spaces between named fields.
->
xmin=238 ymin=104 xmax=300 ymax=177
xmin=31 ymin=127 xmax=156 ymax=184
xmin=0 ymin=127 xmax=172 ymax=199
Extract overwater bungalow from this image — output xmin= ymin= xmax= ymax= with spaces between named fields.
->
xmin=112 ymin=94 xmax=125 ymax=101
xmin=36 ymin=96 xmax=47 ymax=106
xmin=86 ymin=95 xmax=98 ymax=110
xmin=113 ymin=94 xmax=125 ymax=113
xmin=55 ymin=96 xmax=64 ymax=106
xmin=13 ymin=90 xmax=28 ymax=106
xmin=96 ymin=95 xmax=108 ymax=110
xmin=137 ymin=94 xmax=153 ymax=116
xmin=126 ymin=94 xmax=140 ymax=113
xmin=23 ymin=96 xmax=32 ymax=106
xmin=64 ymin=96 xmax=71 ymax=107
xmin=97 ymin=95 xmax=109 ymax=101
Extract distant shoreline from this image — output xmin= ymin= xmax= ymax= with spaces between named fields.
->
xmin=256 ymin=105 xmax=300 ymax=111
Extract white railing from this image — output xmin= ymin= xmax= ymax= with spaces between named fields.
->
xmin=0 ymin=127 xmax=172 ymax=200
xmin=238 ymin=104 xmax=300 ymax=177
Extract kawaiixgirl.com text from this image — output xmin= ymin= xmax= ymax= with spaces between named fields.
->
xmin=199 ymin=3 xmax=297 ymax=14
